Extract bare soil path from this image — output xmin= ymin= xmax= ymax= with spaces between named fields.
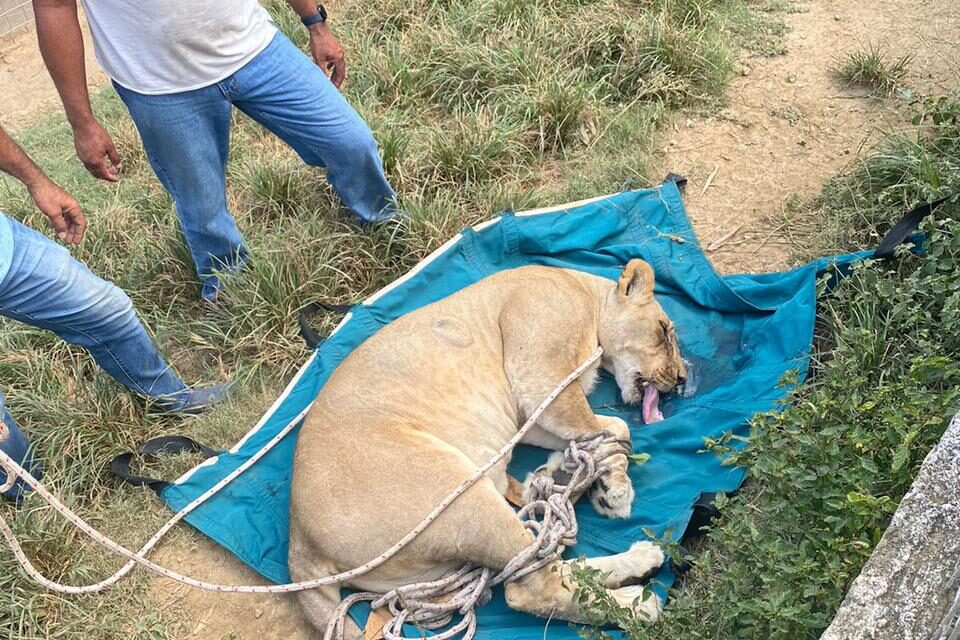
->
xmin=0 ymin=14 xmax=106 ymax=131
xmin=663 ymin=0 xmax=960 ymax=274
xmin=149 ymin=536 xmax=311 ymax=640
xmin=1 ymin=1 xmax=958 ymax=639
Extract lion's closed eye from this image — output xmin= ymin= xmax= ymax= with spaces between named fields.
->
xmin=658 ymin=320 xmax=671 ymax=344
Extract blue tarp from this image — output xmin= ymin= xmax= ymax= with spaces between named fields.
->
xmin=160 ymin=180 xmax=868 ymax=638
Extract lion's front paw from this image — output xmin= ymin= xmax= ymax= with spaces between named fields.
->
xmin=521 ymin=451 xmax=566 ymax=504
xmin=622 ymin=541 xmax=665 ymax=579
xmin=589 ymin=469 xmax=634 ymax=519
xmin=610 ymin=584 xmax=661 ymax=622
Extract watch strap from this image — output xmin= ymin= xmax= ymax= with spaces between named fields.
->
xmin=301 ymin=4 xmax=327 ymax=27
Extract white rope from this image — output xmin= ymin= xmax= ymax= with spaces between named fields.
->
xmin=0 ymin=348 xmax=604 ymax=602
xmin=327 ymin=430 xmax=628 ymax=640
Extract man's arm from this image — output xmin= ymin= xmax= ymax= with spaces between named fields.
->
xmin=283 ymin=0 xmax=346 ymax=88
xmin=0 ymin=125 xmax=86 ymax=244
xmin=33 ymin=0 xmax=121 ymax=182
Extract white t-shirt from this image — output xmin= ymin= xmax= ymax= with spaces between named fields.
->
xmin=79 ymin=0 xmax=278 ymax=95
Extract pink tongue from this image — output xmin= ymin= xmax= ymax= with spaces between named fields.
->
xmin=642 ymin=386 xmax=664 ymax=424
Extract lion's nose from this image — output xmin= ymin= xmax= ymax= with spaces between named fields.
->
xmin=676 ymin=374 xmax=687 ymax=387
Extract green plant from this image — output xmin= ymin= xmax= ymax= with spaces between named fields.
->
xmin=833 ymin=43 xmax=913 ymax=95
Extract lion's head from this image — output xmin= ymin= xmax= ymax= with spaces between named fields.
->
xmin=598 ymin=259 xmax=687 ymax=410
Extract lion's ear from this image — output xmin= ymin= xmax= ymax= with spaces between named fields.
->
xmin=617 ymin=259 xmax=655 ymax=304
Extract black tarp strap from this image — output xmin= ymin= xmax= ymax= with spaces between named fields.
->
xmin=110 ymin=436 xmax=221 ymax=495
xmin=298 ymin=301 xmax=353 ymax=349
xmin=873 ymin=192 xmax=957 ymax=259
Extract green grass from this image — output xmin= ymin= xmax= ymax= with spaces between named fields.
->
xmin=0 ymin=1 xmax=785 ymax=637
xmin=574 ymin=93 xmax=960 ymax=640
xmin=832 ymin=42 xmax=913 ymax=96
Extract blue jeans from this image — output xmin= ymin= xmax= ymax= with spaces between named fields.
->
xmin=114 ymin=32 xmax=398 ymax=300
xmin=0 ymin=392 xmax=40 ymax=501
xmin=0 ymin=216 xmax=189 ymax=400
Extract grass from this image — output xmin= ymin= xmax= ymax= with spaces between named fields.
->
xmin=574 ymin=93 xmax=960 ymax=640
xmin=0 ymin=1 xmax=785 ymax=638
xmin=833 ymin=42 xmax=913 ymax=96
xmin=729 ymin=0 xmax=797 ymax=58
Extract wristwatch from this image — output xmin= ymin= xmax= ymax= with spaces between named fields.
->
xmin=301 ymin=4 xmax=328 ymax=27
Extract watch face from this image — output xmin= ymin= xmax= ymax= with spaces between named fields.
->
xmin=318 ymin=4 xmax=328 ymax=20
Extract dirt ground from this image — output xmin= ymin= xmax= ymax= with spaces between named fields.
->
xmin=1 ymin=0 xmax=959 ymax=639
xmin=149 ymin=536 xmax=310 ymax=639
xmin=0 ymin=15 xmax=106 ymax=131
xmin=664 ymin=0 xmax=960 ymax=274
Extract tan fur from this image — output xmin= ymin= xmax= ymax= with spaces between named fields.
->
xmin=289 ymin=260 xmax=686 ymax=634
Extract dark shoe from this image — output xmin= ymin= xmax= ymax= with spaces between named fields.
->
xmin=147 ymin=381 xmax=233 ymax=416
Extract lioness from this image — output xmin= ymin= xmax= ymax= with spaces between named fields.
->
xmin=290 ymin=259 xmax=686 ymax=634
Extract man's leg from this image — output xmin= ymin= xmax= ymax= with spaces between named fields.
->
xmin=113 ymin=82 xmax=244 ymax=301
xmin=0 ymin=390 xmax=41 ymax=501
xmin=0 ymin=217 xmax=189 ymax=402
xmin=230 ymin=34 xmax=398 ymax=223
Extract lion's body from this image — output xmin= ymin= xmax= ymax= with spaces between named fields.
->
xmin=289 ymin=262 xmax=685 ymax=634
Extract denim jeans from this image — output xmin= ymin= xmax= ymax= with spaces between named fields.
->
xmin=0 ymin=392 xmax=40 ymax=501
xmin=0 ymin=215 xmax=188 ymax=400
xmin=114 ymin=32 xmax=399 ymax=300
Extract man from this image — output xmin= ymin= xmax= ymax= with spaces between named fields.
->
xmin=0 ymin=123 xmax=229 ymax=500
xmin=33 ymin=0 xmax=399 ymax=302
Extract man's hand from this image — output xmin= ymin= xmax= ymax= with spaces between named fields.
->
xmin=0 ymin=122 xmax=88 ymax=244
xmin=307 ymin=23 xmax=346 ymax=89
xmin=74 ymin=121 xmax=121 ymax=182
xmin=28 ymin=179 xmax=87 ymax=245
